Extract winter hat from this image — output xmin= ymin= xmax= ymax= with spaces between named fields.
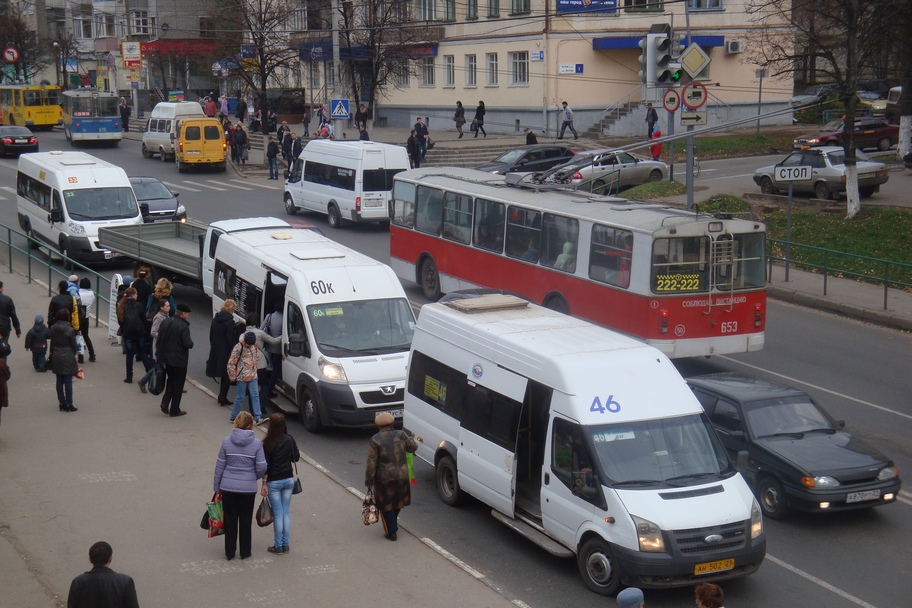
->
xmin=244 ymin=331 xmax=257 ymax=345
xmin=68 ymin=274 xmax=78 ymax=282
xmin=35 ymin=314 xmax=44 ymax=324
xmin=616 ymin=587 xmax=644 ymax=608
xmin=375 ymin=411 xmax=395 ymax=427
xmin=176 ymin=303 xmax=192 ymax=313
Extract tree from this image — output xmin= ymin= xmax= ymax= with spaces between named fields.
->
xmin=0 ymin=15 xmax=50 ymax=83
xmin=746 ymin=0 xmax=903 ymax=218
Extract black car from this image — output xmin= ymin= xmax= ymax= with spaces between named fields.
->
xmin=129 ymin=176 xmax=187 ymax=223
xmin=904 ymin=150 xmax=912 ymax=171
xmin=475 ymin=144 xmax=575 ymax=175
xmin=0 ymin=126 xmax=39 ymax=156
xmin=687 ymin=373 xmax=901 ymax=519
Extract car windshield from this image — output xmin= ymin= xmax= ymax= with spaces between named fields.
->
xmin=822 ymin=120 xmax=844 ymax=132
xmin=307 ymin=298 xmax=415 ymax=357
xmin=63 ymin=187 xmax=139 ymax=221
xmin=493 ymin=149 xmax=529 ymax=164
xmin=857 ymin=91 xmax=881 ymax=101
xmin=744 ymin=395 xmax=835 ymax=438
xmin=131 ymin=180 xmax=173 ymax=201
xmin=588 ymin=414 xmax=733 ymax=487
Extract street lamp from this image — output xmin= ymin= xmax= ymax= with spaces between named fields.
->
xmin=52 ymin=41 xmax=61 ymax=87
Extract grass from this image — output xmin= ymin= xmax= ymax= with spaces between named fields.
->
xmin=669 ymin=132 xmax=797 ymax=160
xmin=623 ymin=180 xmax=686 ymax=199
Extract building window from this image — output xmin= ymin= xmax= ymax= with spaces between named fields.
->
xmin=444 ymin=0 xmax=456 ymax=20
xmin=624 ymin=0 xmax=662 ymax=9
xmin=689 ymin=0 xmax=722 ymax=7
xmin=418 ymin=0 xmax=437 ymax=20
xmin=467 ymin=0 xmax=478 ymax=19
xmin=394 ymin=58 xmax=410 ymax=87
xmin=420 ymin=57 xmax=435 ymax=86
xmin=486 ymin=53 xmax=498 ymax=86
xmin=94 ymin=13 xmax=115 ymax=37
xmin=132 ymin=11 xmax=152 ymax=35
xmin=510 ymin=0 xmax=530 ymax=14
xmin=74 ymin=17 xmax=93 ymax=39
xmin=199 ymin=17 xmax=216 ymax=38
xmin=465 ymin=54 xmax=477 ymax=86
xmin=509 ymin=51 xmax=528 ymax=85
xmin=488 ymin=0 xmax=500 ymax=17
xmin=443 ymin=55 xmax=455 ymax=86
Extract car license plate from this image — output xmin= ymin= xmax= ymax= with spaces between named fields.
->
xmin=389 ymin=409 xmax=403 ymax=418
xmin=187 ymin=150 xmax=201 ymax=155
xmin=15 ymin=138 xmax=27 ymax=143
xmin=694 ymin=559 xmax=735 ymax=575
xmin=363 ymin=199 xmax=384 ymax=208
xmin=847 ymin=490 xmax=880 ymax=503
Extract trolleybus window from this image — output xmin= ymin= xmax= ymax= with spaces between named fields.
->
xmin=391 ymin=181 xmax=416 ymax=227
xmin=541 ymin=213 xmax=578 ymax=272
xmin=505 ymin=207 xmax=541 ymax=262
xmin=415 ymin=186 xmax=444 ymax=235
xmin=442 ymin=192 xmax=472 ymax=244
xmin=652 ymin=237 xmax=709 ymax=293
xmin=474 ymin=198 xmax=505 ymax=253
xmin=589 ymin=225 xmax=633 ymax=288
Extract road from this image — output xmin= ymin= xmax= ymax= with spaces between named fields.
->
xmin=1 ymin=130 xmax=911 ymax=607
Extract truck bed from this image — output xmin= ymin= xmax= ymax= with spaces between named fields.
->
xmin=98 ymin=221 xmax=207 ymax=282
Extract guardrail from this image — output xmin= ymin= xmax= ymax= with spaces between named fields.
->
xmin=767 ymin=238 xmax=912 ymax=310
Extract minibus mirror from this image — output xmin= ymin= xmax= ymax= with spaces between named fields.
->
xmin=49 ymin=209 xmax=63 ymax=223
xmin=736 ymin=450 xmax=749 ymax=473
xmin=287 ymin=334 xmax=310 ymax=358
xmin=140 ymin=202 xmax=150 ymax=218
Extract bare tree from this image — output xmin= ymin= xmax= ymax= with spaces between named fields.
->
xmin=0 ymin=15 xmax=50 ymax=83
xmin=892 ymin=1 xmax=912 ymax=162
xmin=746 ymin=0 xmax=902 ymax=218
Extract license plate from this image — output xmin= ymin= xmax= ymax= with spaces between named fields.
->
xmin=187 ymin=150 xmax=201 ymax=155
xmin=15 ymin=138 xmax=27 ymax=143
xmin=152 ymin=218 xmax=173 ymax=223
xmin=847 ymin=490 xmax=880 ymax=503
xmin=104 ymin=251 xmax=123 ymax=260
xmin=389 ymin=409 xmax=403 ymax=418
xmin=694 ymin=559 xmax=735 ymax=575
xmin=363 ymin=199 xmax=384 ymax=207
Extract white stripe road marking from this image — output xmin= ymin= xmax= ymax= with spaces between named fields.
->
xmin=699 ymin=172 xmax=755 ymax=181
xmin=233 ymin=179 xmax=283 ymax=191
xmin=1 ymin=185 xmax=16 ymax=194
xmin=195 ymin=182 xmax=228 ymax=192
xmin=209 ymin=180 xmax=253 ymax=191
xmin=766 ymin=554 xmax=878 ymax=608
xmin=898 ymin=490 xmax=912 ymax=506
xmin=161 ymin=181 xmax=202 ymax=193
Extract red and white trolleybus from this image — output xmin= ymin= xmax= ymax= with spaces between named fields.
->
xmin=389 ymin=167 xmax=766 ymax=358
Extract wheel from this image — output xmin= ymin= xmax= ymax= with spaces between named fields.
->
xmin=298 ymin=388 xmax=325 ymax=433
xmin=813 ymin=181 xmax=832 ymax=200
xmin=25 ymin=224 xmax=39 ymax=250
xmin=756 ymin=476 xmax=790 ymax=520
xmin=58 ymin=239 xmax=73 ymax=270
xmin=859 ymin=186 xmax=875 ymax=198
xmin=759 ymin=176 xmax=776 ymax=195
xmin=219 ymin=162 xmax=227 ymax=173
xmin=544 ymin=294 xmax=570 ymax=315
xmin=160 ymin=149 xmax=168 ymax=162
xmin=420 ymin=257 xmax=441 ymax=301
xmin=141 ymin=144 xmax=152 ymax=159
xmin=577 ymin=537 xmax=621 ymax=596
xmin=284 ymin=194 xmax=298 ymax=215
xmin=591 ymin=178 xmax=608 ymax=194
xmin=435 ymin=455 xmax=465 ymax=506
xmin=648 ymin=169 xmax=662 ymax=182
xmin=876 ymin=137 xmax=892 ymax=151
xmin=176 ymin=158 xmax=184 ymax=173
xmin=327 ymin=203 xmax=342 ymax=228
xmin=64 ymin=125 xmax=71 ymax=142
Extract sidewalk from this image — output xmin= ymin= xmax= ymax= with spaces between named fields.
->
xmin=0 ymin=273 xmax=521 ymax=608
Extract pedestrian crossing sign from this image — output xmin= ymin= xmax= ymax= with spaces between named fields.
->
xmin=330 ymin=99 xmax=350 ymax=119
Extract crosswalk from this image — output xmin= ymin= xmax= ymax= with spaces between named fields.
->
xmin=0 ymin=185 xmax=16 ymax=201
xmin=162 ymin=178 xmax=282 ymax=193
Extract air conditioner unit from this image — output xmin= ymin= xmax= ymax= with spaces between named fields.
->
xmin=725 ymin=40 xmax=744 ymax=54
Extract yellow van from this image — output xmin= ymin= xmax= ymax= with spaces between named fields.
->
xmin=173 ymin=117 xmax=226 ymax=173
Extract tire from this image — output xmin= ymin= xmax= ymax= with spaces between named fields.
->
xmin=160 ymin=149 xmax=168 ymax=162
xmin=544 ymin=294 xmax=570 ymax=315
xmin=64 ymin=125 xmax=71 ymax=142
xmin=284 ymin=194 xmax=298 ymax=215
xmin=591 ymin=178 xmax=608 ymax=194
xmin=814 ymin=181 xmax=832 ymax=201
xmin=299 ymin=388 xmax=325 ymax=433
xmin=327 ymin=203 xmax=342 ymax=228
xmin=759 ymin=176 xmax=776 ymax=195
xmin=420 ymin=257 xmax=441 ymax=301
xmin=219 ymin=162 xmax=227 ymax=173
xmin=25 ymin=224 xmax=40 ymax=250
xmin=436 ymin=455 xmax=465 ymax=506
xmin=859 ymin=186 xmax=876 ymax=198
xmin=58 ymin=239 xmax=73 ymax=270
xmin=876 ymin=137 xmax=892 ymax=152
xmin=757 ymin=476 xmax=790 ymax=520
xmin=141 ymin=144 xmax=152 ymax=159
xmin=577 ymin=537 xmax=621 ymax=596
xmin=648 ymin=169 xmax=662 ymax=182
xmin=176 ymin=158 xmax=184 ymax=173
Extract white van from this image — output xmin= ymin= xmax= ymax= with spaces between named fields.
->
xmin=205 ymin=219 xmax=416 ymax=432
xmin=283 ymin=140 xmax=410 ymax=228
xmin=16 ymin=151 xmax=142 ymax=263
xmin=141 ymin=102 xmax=206 ymax=161
xmin=404 ymin=294 xmax=765 ymax=596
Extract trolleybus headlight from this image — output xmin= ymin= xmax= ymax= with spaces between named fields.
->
xmin=318 ymin=356 xmax=348 ymax=384
xmin=631 ymin=515 xmax=665 ymax=552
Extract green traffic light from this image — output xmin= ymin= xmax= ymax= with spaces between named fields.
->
xmin=670 ymin=70 xmax=682 ymax=83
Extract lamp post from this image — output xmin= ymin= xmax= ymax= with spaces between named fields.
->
xmin=52 ymin=41 xmax=61 ymax=88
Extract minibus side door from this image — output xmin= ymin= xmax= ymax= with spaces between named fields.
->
xmin=541 ymin=416 xmax=598 ymax=548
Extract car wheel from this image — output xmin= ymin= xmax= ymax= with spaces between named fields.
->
xmin=757 ymin=476 xmax=790 ymax=520
xmin=859 ymin=186 xmax=876 ymax=198
xmin=876 ymin=137 xmax=892 ymax=152
xmin=284 ymin=194 xmax=298 ymax=215
xmin=758 ymin=177 xmax=776 ymax=195
xmin=591 ymin=178 xmax=608 ymax=194
xmin=299 ymin=388 xmax=325 ymax=433
xmin=577 ymin=537 xmax=621 ymax=596
xmin=141 ymin=144 xmax=152 ymax=159
xmin=160 ymin=149 xmax=168 ymax=162
xmin=544 ymin=294 xmax=570 ymax=315
xmin=648 ymin=169 xmax=663 ymax=182
xmin=436 ymin=455 xmax=465 ymax=506
xmin=58 ymin=238 xmax=73 ymax=270
xmin=327 ymin=203 xmax=342 ymax=228
xmin=814 ymin=182 xmax=832 ymax=200
xmin=420 ymin=257 xmax=442 ymax=301
xmin=176 ymin=158 xmax=184 ymax=173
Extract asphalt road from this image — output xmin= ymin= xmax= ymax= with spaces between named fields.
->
xmin=1 ymin=131 xmax=910 ymax=607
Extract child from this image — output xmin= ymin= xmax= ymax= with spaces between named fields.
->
xmin=24 ymin=314 xmax=49 ymax=372
xmin=0 ymin=341 xmax=10 ymax=427
xmin=66 ymin=274 xmax=81 ymax=299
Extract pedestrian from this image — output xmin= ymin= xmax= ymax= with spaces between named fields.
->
xmin=645 ymin=102 xmax=658 ymax=138
xmin=250 ymin=109 xmax=262 ymax=132
xmin=236 ymin=96 xmax=248 ymax=123
xmin=226 ymin=331 xmax=266 ymax=424
xmin=0 ymin=280 xmax=22 ymax=345
xmin=650 ymin=128 xmax=662 ymax=161
xmin=302 ymin=111 xmax=311 ymax=138
xmin=266 ymin=135 xmax=280 ymax=180
xmin=66 ymin=274 xmax=80 ymax=299
xmin=77 ymin=278 xmax=97 ymax=363
xmin=156 ymin=302 xmax=193 ymax=417
xmin=695 ymin=583 xmax=725 ymax=608
xmin=138 ymin=298 xmax=170 ymax=393
xmin=267 ymin=109 xmax=277 ymax=132
xmin=207 ymin=299 xmax=243 ymax=406
xmin=151 ymin=278 xmax=176 ymax=316
xmin=0 ymin=341 xmax=9 ymax=427
xmin=244 ymin=312 xmax=280 ymax=393
xmin=24 ymin=314 xmax=48 ymax=372
xmin=117 ymin=288 xmax=153 ymax=384
xmin=66 ymin=541 xmax=139 ymax=608
xmin=260 ymin=412 xmax=300 ymax=554
xmin=131 ymin=269 xmax=152 ymax=314
xmin=358 ymin=124 xmax=370 ymax=141
xmin=364 ymin=411 xmax=418 ymax=541
xmin=616 ymin=587 xmax=645 ymax=608
xmin=282 ymin=129 xmax=293 ymax=162
xmin=317 ymin=122 xmax=330 ymax=139
xmin=220 ymin=94 xmax=229 ymax=119
xmin=354 ymin=103 xmax=369 ymax=129
xmin=291 ymin=131 xmax=303 ymax=160
xmin=119 ymin=98 xmax=130 ymax=132
xmin=317 ymin=103 xmax=326 ymax=126
xmin=204 ymin=96 xmax=217 ymax=118
xmin=260 ymin=305 xmax=283 ymax=399
xmin=473 ymin=100 xmax=486 ymax=138
xmin=326 ymin=119 xmax=335 ymax=139
xmin=214 ymin=411 xmax=267 ymax=561
xmin=406 ymin=129 xmax=421 ymax=169
xmin=276 ymin=121 xmax=288 ymax=149
xmin=523 ymin=127 xmax=538 ymax=145
xmin=558 ymin=101 xmax=578 ymax=140
xmin=454 ymin=101 xmax=466 ymax=138
xmin=227 ymin=123 xmax=237 ymax=163
xmin=48 ymin=280 xmax=78 ymax=337
xmin=234 ymin=124 xmax=249 ymax=165
xmin=50 ymin=308 xmax=78 ymax=412
xmin=414 ymin=116 xmax=429 ymax=161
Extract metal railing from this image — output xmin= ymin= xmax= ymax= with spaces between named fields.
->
xmin=767 ymin=238 xmax=912 ymax=310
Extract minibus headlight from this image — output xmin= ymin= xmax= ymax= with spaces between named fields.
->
xmin=67 ymin=221 xmax=86 ymax=235
xmin=751 ymin=499 xmax=763 ymax=538
xmin=631 ymin=515 xmax=665 ymax=552
xmin=318 ymin=356 xmax=348 ymax=384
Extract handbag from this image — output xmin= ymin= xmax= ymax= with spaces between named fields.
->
xmin=256 ymin=495 xmax=274 ymax=527
xmin=70 ymin=297 xmax=80 ymax=331
xmin=149 ymin=364 xmax=165 ymax=395
xmin=292 ymin=461 xmax=303 ymax=495
xmin=204 ymin=492 xmax=224 ymax=538
xmin=361 ymin=488 xmax=379 ymax=525
xmin=470 ymin=119 xmax=478 ymax=132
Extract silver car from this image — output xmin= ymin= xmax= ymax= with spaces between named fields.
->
xmin=550 ymin=149 xmax=667 ymax=194
xmin=752 ymin=146 xmax=889 ymax=200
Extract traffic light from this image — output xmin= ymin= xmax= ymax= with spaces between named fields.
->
xmin=637 ymin=37 xmax=653 ymax=84
xmin=639 ymin=24 xmax=678 ymax=86
xmin=653 ymin=32 xmax=674 ymax=84
xmin=668 ymin=62 xmax=683 ymax=83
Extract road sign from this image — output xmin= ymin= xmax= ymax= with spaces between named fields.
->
xmin=774 ymin=166 xmax=812 ymax=182
xmin=3 ymin=47 xmax=19 ymax=64
xmin=679 ymin=43 xmax=710 ymax=79
xmin=662 ymin=89 xmax=680 ymax=113
xmin=682 ymin=81 xmax=708 ymax=110
xmin=330 ymin=99 xmax=350 ymax=119
xmin=680 ymin=111 xmax=707 ymax=126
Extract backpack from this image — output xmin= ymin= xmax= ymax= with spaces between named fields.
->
xmin=122 ymin=300 xmax=144 ymax=336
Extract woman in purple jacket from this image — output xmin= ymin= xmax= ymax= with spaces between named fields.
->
xmin=213 ymin=412 xmax=267 ymax=560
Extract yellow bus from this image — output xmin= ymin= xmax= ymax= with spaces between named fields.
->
xmin=0 ymin=84 xmax=63 ymax=131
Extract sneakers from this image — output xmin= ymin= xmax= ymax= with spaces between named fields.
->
xmin=229 ymin=416 xmax=236 ymax=423
xmin=138 ymin=380 xmax=147 ymax=394
xmin=170 ymin=410 xmax=187 ymax=417
xmin=267 ymin=545 xmax=284 ymax=554
xmin=256 ymin=418 xmax=268 ymax=425
xmin=283 ymin=545 xmax=289 ymax=553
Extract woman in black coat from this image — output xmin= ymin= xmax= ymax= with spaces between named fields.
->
xmin=473 ymin=100 xmax=486 ymax=138
xmin=50 ymin=308 xmax=79 ymax=412
xmin=206 ymin=299 xmax=243 ymax=405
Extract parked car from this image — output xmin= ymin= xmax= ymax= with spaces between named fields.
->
xmin=885 ymin=86 xmax=902 ymax=122
xmin=129 ymin=176 xmax=187 ymax=223
xmin=753 ymin=146 xmax=889 ymax=200
xmin=475 ymin=144 xmax=575 ymax=175
xmin=790 ymin=83 xmax=839 ymax=107
xmin=549 ymin=149 xmax=667 ymax=194
xmin=904 ymin=150 xmax=912 ymax=171
xmin=793 ymin=117 xmax=899 ymax=151
xmin=0 ymin=126 xmax=39 ymax=156
xmin=687 ymin=373 xmax=901 ymax=520
xmin=855 ymin=91 xmax=888 ymax=117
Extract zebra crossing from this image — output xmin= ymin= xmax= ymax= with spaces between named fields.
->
xmin=0 ymin=185 xmax=16 ymax=201
xmin=161 ymin=178 xmax=282 ymax=194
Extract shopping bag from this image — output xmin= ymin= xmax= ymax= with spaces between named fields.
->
xmin=256 ymin=495 xmax=274 ymax=527
xmin=149 ymin=364 xmax=165 ymax=396
xmin=362 ymin=488 xmax=379 ymax=525
xmin=206 ymin=493 xmax=224 ymax=537
xmin=470 ymin=119 xmax=478 ymax=132
xmin=75 ymin=365 xmax=85 ymax=380
xmin=76 ymin=335 xmax=86 ymax=356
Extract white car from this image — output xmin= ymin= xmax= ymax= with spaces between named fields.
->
xmin=753 ymin=147 xmax=889 ymax=200
xmin=549 ymin=149 xmax=667 ymax=194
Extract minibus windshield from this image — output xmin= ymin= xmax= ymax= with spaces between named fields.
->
xmin=308 ymin=298 xmax=415 ymax=357
xmin=63 ymin=187 xmax=139 ymax=221
xmin=588 ymin=414 xmax=734 ymax=488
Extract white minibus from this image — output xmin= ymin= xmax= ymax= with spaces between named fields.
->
xmin=16 ymin=151 xmax=142 ymax=263
xmin=283 ymin=140 xmax=410 ymax=228
xmin=141 ymin=102 xmax=206 ymax=161
xmin=404 ymin=294 xmax=765 ymax=596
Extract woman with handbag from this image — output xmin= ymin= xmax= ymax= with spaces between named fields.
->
xmin=473 ymin=100 xmax=487 ymax=138
xmin=260 ymin=413 xmax=301 ymax=554
xmin=213 ymin=412 xmax=267 ymax=560
xmin=138 ymin=298 xmax=170 ymax=393
xmin=49 ymin=309 xmax=78 ymax=412
xmin=207 ymin=299 xmax=242 ymax=406
xmin=364 ymin=411 xmax=417 ymax=541
xmin=454 ymin=101 xmax=466 ymax=139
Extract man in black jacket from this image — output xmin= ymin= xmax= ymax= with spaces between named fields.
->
xmin=67 ymin=541 xmax=139 ymax=608
xmin=48 ymin=280 xmax=77 ymax=329
xmin=266 ymin=135 xmax=280 ymax=180
xmin=157 ymin=303 xmax=193 ymax=417
xmin=0 ymin=281 xmax=21 ymax=344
